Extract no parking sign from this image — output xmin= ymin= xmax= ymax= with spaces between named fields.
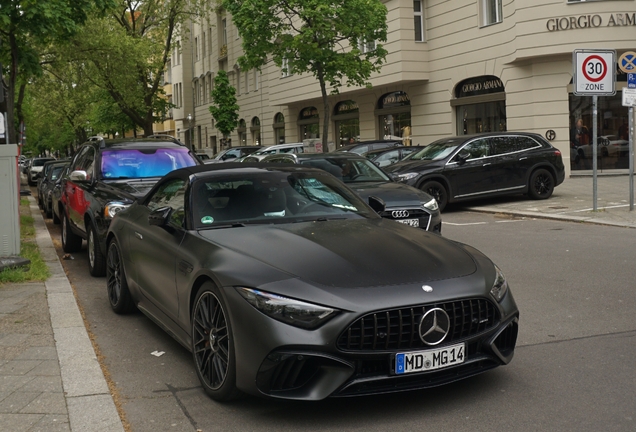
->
xmin=573 ymin=49 xmax=616 ymax=96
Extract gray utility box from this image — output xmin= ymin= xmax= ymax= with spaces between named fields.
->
xmin=0 ymin=144 xmax=20 ymax=256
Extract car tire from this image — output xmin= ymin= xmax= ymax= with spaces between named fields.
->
xmin=420 ymin=180 xmax=448 ymax=212
xmin=88 ymin=224 xmax=106 ymax=277
xmin=45 ymin=199 xmax=53 ymax=218
xmin=528 ymin=169 xmax=555 ymax=200
xmin=106 ymin=239 xmax=135 ymax=314
xmin=52 ymin=205 xmax=61 ymax=225
xmin=191 ymin=282 xmax=241 ymax=402
xmin=61 ymin=212 xmax=82 ymax=253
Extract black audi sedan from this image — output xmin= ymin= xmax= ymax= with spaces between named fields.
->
xmin=106 ymin=163 xmax=519 ymax=401
xmin=386 ymin=132 xmax=565 ymax=211
xmin=260 ymin=152 xmax=441 ymax=233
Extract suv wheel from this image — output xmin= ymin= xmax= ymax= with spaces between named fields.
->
xmin=88 ymin=224 xmax=106 ymax=277
xmin=61 ymin=213 xmax=83 ymax=253
xmin=528 ymin=169 xmax=555 ymax=200
xmin=420 ymin=180 xmax=448 ymax=212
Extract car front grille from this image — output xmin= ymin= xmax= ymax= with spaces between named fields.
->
xmin=337 ymin=298 xmax=499 ymax=352
xmin=381 ymin=208 xmax=429 ymax=221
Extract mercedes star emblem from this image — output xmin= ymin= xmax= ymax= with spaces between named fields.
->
xmin=418 ymin=308 xmax=451 ymax=346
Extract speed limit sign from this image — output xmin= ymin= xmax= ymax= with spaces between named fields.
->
xmin=573 ymin=50 xmax=616 ymax=96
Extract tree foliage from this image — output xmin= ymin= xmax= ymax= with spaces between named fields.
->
xmin=66 ymin=0 xmax=212 ymax=137
xmin=0 ymin=0 xmax=114 ymax=144
xmin=209 ymin=70 xmax=239 ymax=138
xmin=224 ymin=0 xmax=388 ymax=146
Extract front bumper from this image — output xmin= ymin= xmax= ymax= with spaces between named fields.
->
xmin=223 ymin=287 xmax=518 ymax=400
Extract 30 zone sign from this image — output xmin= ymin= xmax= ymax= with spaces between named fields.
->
xmin=573 ymin=50 xmax=616 ymax=96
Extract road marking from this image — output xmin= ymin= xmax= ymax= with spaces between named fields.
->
xmin=444 ymin=222 xmax=489 ymax=226
xmin=495 ymin=220 xmax=527 ymax=223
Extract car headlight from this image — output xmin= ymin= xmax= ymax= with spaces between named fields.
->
xmin=236 ymin=287 xmax=338 ymax=329
xmin=422 ymin=198 xmax=439 ymax=212
xmin=104 ymin=202 xmax=130 ymax=219
xmin=490 ymin=265 xmax=509 ymax=302
xmin=397 ymin=172 xmax=419 ymax=182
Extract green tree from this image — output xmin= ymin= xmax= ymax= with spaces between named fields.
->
xmin=0 ymin=0 xmax=113 ymax=144
xmin=224 ymin=0 xmax=388 ymax=148
xmin=209 ymin=70 xmax=239 ymax=140
xmin=67 ymin=0 xmax=212 ymax=137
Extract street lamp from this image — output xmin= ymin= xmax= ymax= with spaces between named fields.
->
xmin=186 ymin=113 xmax=193 ymax=149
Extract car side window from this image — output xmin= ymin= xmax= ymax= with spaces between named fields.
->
xmin=458 ymin=139 xmax=491 ymax=160
xmin=491 ymin=137 xmax=517 ymax=156
xmin=269 ymin=156 xmax=295 ymax=164
xmin=79 ymin=148 xmax=96 ymax=181
xmin=147 ymin=179 xmax=187 ymax=227
xmin=71 ymin=146 xmax=91 ymax=172
xmin=374 ymin=150 xmax=400 ymax=167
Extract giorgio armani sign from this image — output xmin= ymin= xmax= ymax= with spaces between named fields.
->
xmin=547 ymin=13 xmax=635 ymax=32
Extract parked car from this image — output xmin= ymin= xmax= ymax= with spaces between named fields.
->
xmin=205 ymin=146 xmax=262 ymax=163
xmin=37 ymin=160 xmax=69 ymax=217
xmin=106 ymin=163 xmax=519 ymax=401
xmin=240 ymin=142 xmax=305 ymax=162
xmin=365 ymin=146 xmax=425 ymax=168
xmin=386 ymin=132 xmax=565 ymax=211
xmin=335 ymin=139 xmax=402 ymax=155
xmin=261 ymin=152 xmax=442 ymax=233
xmin=575 ymin=135 xmax=628 ymax=159
xmin=27 ymin=157 xmax=56 ymax=186
xmin=59 ymin=136 xmax=201 ymax=276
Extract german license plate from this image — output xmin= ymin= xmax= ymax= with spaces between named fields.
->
xmin=395 ymin=343 xmax=465 ymax=375
xmin=395 ymin=218 xmax=419 ymax=227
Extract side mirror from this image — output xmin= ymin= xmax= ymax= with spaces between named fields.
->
xmin=69 ymin=170 xmax=88 ymax=182
xmin=368 ymin=196 xmax=386 ymax=214
xmin=148 ymin=207 xmax=172 ymax=227
xmin=456 ymin=151 xmax=470 ymax=165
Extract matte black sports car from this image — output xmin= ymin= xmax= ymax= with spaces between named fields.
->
xmin=106 ymin=164 xmax=519 ymax=401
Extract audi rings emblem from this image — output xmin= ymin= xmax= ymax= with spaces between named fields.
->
xmin=418 ymin=308 xmax=451 ymax=346
xmin=392 ymin=210 xmax=410 ymax=218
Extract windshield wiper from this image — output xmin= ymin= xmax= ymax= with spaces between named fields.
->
xmin=201 ymin=222 xmax=247 ymax=230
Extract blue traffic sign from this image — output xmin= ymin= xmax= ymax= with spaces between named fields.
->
xmin=619 ymin=51 xmax=636 ymax=74
xmin=628 ymin=73 xmax=636 ymax=89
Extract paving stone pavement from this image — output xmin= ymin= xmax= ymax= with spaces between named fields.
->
xmin=0 ymin=195 xmax=124 ymax=432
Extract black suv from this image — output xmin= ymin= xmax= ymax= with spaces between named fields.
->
xmin=60 ymin=136 xmax=201 ymax=276
xmin=386 ymin=132 xmax=565 ymax=211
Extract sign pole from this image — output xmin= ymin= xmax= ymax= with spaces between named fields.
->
xmin=592 ymin=95 xmax=598 ymax=211
xmin=630 ymin=106 xmax=634 ymax=211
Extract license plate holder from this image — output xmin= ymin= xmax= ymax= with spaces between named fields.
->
xmin=395 ymin=218 xmax=419 ymax=227
xmin=395 ymin=343 xmax=465 ymax=375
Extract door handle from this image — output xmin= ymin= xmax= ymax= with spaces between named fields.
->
xmin=482 ymin=163 xmax=491 ymax=167
xmin=134 ymin=232 xmax=143 ymax=240
xmin=519 ymin=157 xmax=528 ymax=161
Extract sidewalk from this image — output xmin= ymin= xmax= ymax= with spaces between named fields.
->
xmin=464 ymin=174 xmax=636 ymax=229
xmin=0 ymin=196 xmax=124 ymax=432
xmin=0 ymin=173 xmax=633 ymax=431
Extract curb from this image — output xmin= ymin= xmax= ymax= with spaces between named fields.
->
xmin=29 ymin=196 xmax=125 ymax=432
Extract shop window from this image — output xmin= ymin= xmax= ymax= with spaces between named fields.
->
xmin=480 ymin=0 xmax=503 ymax=27
xmin=377 ymin=92 xmax=411 ymax=145
xmin=453 ymin=76 xmax=506 ymax=135
xmin=273 ymin=113 xmax=285 ymax=144
xmin=251 ymin=117 xmax=261 ymax=145
xmin=334 ymin=100 xmax=360 ymax=147
xmin=237 ymin=119 xmax=247 ymax=145
xmin=298 ymin=107 xmax=320 ymax=140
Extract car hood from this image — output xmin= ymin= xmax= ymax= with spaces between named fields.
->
xmin=105 ymin=179 xmax=160 ymax=199
xmin=347 ymin=182 xmax=432 ymax=208
xmin=387 ymin=159 xmax=442 ymax=174
xmin=198 ymin=219 xmax=475 ymax=289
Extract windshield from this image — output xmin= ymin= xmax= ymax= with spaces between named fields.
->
xmin=193 ymin=171 xmax=376 ymax=229
xmin=101 ymin=148 xmax=197 ymax=179
xmin=403 ymin=139 xmax=462 ymax=161
xmin=299 ymin=158 xmax=390 ymax=183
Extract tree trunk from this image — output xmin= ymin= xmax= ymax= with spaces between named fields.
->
xmin=317 ymin=66 xmax=330 ymax=151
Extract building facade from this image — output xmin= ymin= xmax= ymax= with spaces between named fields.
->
xmin=164 ymin=0 xmax=636 ymax=176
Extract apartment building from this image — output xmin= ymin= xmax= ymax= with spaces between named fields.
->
xmin=166 ymin=0 xmax=636 ymax=175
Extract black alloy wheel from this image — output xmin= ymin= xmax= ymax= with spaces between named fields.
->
xmin=192 ymin=283 xmax=240 ymax=401
xmin=88 ymin=224 xmax=106 ymax=277
xmin=61 ymin=212 xmax=82 ymax=253
xmin=528 ymin=169 xmax=555 ymax=200
xmin=420 ymin=180 xmax=448 ymax=212
xmin=106 ymin=239 xmax=135 ymax=314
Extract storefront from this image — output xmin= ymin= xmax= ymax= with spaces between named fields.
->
xmin=333 ymin=100 xmax=359 ymax=147
xmin=298 ymin=107 xmax=320 ymax=140
xmin=273 ymin=112 xmax=285 ymax=144
xmin=452 ymin=76 xmax=507 ymax=136
xmin=237 ymin=119 xmax=247 ymax=145
xmin=377 ymin=91 xmax=411 ymax=145
xmin=251 ymin=117 xmax=261 ymax=145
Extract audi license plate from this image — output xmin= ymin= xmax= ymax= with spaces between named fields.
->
xmin=396 ymin=218 xmax=419 ymax=227
xmin=395 ymin=343 xmax=465 ymax=375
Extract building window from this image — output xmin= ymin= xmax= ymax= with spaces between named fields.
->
xmin=245 ymin=71 xmax=249 ymax=93
xmin=254 ymin=70 xmax=259 ymax=90
xmin=237 ymin=119 xmax=247 ymax=145
xmin=202 ymin=32 xmax=206 ymax=58
xmin=195 ymin=37 xmax=199 ymax=61
xmin=359 ymin=40 xmax=376 ymax=53
xmin=480 ymin=0 xmax=503 ymax=27
xmin=298 ymin=107 xmax=320 ymax=139
xmin=333 ymin=100 xmax=360 ymax=147
xmin=251 ymin=117 xmax=261 ymax=145
xmin=377 ymin=92 xmax=412 ymax=145
xmin=453 ymin=76 xmax=506 ymax=135
xmin=281 ymin=58 xmax=291 ymax=78
xmin=414 ymin=1 xmax=425 ymax=42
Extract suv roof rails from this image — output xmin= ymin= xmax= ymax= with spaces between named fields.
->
xmin=146 ymin=134 xmax=184 ymax=146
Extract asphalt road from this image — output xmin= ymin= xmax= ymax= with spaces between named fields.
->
xmin=41 ymin=203 xmax=636 ymax=432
